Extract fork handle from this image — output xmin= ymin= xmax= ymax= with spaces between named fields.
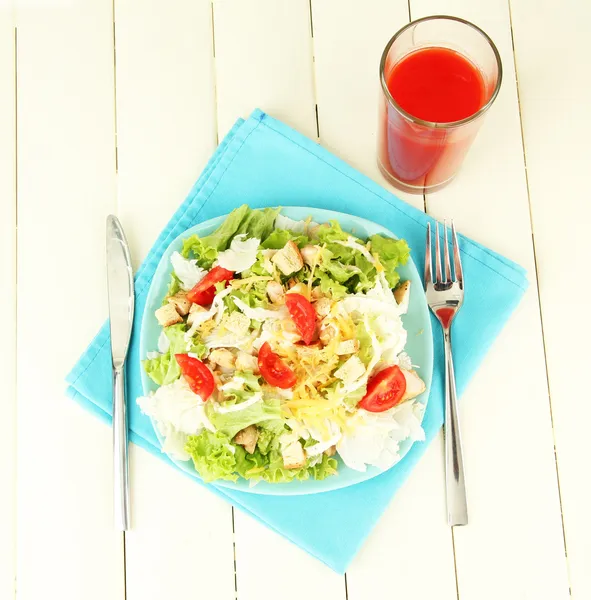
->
xmin=443 ymin=329 xmax=468 ymax=526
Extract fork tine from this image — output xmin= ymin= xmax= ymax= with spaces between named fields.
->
xmin=451 ymin=220 xmax=464 ymax=283
xmin=443 ymin=220 xmax=451 ymax=283
xmin=424 ymin=223 xmax=432 ymax=285
xmin=435 ymin=222 xmax=442 ymax=283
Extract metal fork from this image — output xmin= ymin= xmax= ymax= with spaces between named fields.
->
xmin=424 ymin=221 xmax=468 ymax=527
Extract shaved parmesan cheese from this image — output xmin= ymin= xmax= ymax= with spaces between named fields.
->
xmin=170 ymin=251 xmax=206 ymax=290
xmin=217 ymin=234 xmax=260 ymax=273
xmin=157 ymin=330 xmax=171 ymax=353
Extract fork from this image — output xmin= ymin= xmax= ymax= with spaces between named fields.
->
xmin=424 ymin=221 xmax=468 ymax=527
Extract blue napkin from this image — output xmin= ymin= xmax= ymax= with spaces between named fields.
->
xmin=66 ymin=109 xmax=527 ymax=574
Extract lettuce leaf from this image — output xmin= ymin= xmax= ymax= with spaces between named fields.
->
xmin=236 ymin=207 xmax=281 ymax=241
xmin=316 ymin=220 xmax=350 ymax=244
xmin=185 ymin=430 xmax=238 ymax=482
xmin=207 ymin=398 xmax=283 ymax=439
xmin=261 ymin=229 xmax=309 ymax=249
xmin=369 ymin=234 xmax=410 ymax=288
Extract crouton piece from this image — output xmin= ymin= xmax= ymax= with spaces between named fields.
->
xmin=400 ymin=369 xmax=426 ymax=402
xmin=167 ymin=291 xmax=192 ymax=316
xmin=324 ymin=445 xmax=336 ymax=457
xmin=319 ymin=323 xmax=337 ymax=346
xmin=208 ymin=349 xmax=236 ymax=370
xmin=300 ymin=245 xmax=321 ymax=267
xmin=336 ymin=339 xmax=360 ymax=356
xmin=235 ymin=351 xmax=259 ymax=373
xmin=155 ymin=303 xmax=183 ymax=327
xmin=313 ymin=297 xmax=331 ymax=319
xmin=234 ymin=425 xmax=259 ymax=454
xmin=266 ymin=280 xmax=285 ymax=304
xmin=282 ymin=440 xmax=306 ymax=469
xmin=271 ymin=240 xmax=304 ymax=276
xmin=187 ymin=303 xmax=207 ymax=326
xmin=394 ymin=280 xmax=411 ymax=314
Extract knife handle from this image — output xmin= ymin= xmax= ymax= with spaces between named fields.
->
xmin=113 ymin=366 xmax=130 ymax=531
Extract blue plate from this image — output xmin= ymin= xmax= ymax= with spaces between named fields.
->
xmin=140 ymin=207 xmax=433 ymax=495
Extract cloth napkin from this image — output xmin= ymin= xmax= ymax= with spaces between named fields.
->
xmin=66 ymin=109 xmax=528 ymax=574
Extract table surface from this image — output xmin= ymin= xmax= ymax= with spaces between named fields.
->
xmin=3 ymin=1 xmax=590 ymax=599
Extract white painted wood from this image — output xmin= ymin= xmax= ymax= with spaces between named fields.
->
xmin=511 ymin=0 xmax=591 ymax=597
xmin=213 ymin=2 xmax=346 ymax=598
xmin=310 ymin=2 xmax=457 ymax=597
xmin=15 ymin=4 xmax=124 ymax=600
xmin=213 ymin=0 xmax=318 ymax=140
xmin=113 ymin=1 xmax=236 ymax=598
xmin=411 ymin=0 xmax=570 ymax=598
xmin=0 ymin=13 xmax=16 ymax=600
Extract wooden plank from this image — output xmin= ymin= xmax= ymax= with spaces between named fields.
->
xmin=213 ymin=2 xmax=346 ymax=598
xmin=0 ymin=12 xmax=16 ymax=600
xmin=213 ymin=0 xmax=317 ymax=140
xmin=113 ymin=1 xmax=236 ymax=598
xmin=409 ymin=0 xmax=571 ymax=598
xmin=15 ymin=4 xmax=124 ymax=600
xmin=511 ymin=0 xmax=591 ymax=597
xmin=310 ymin=2 xmax=457 ymax=597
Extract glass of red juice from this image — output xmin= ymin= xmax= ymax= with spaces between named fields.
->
xmin=378 ymin=16 xmax=502 ymax=194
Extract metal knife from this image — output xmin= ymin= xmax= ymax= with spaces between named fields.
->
xmin=106 ymin=215 xmax=135 ymax=531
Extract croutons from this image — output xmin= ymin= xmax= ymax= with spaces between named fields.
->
xmin=187 ymin=303 xmax=207 ymax=326
xmin=271 ymin=241 xmax=304 ymax=276
xmin=336 ymin=339 xmax=360 ymax=355
xmin=234 ymin=425 xmax=259 ymax=454
xmin=394 ymin=280 xmax=411 ymax=314
xmin=282 ymin=439 xmax=306 ymax=469
xmin=266 ymin=280 xmax=285 ymax=304
xmin=400 ymin=369 xmax=426 ymax=402
xmin=313 ymin=297 xmax=331 ymax=318
xmin=300 ymin=245 xmax=321 ymax=267
xmin=155 ymin=303 xmax=183 ymax=327
xmin=167 ymin=291 xmax=192 ymax=316
xmin=236 ymin=351 xmax=259 ymax=373
xmin=208 ymin=349 xmax=236 ymax=370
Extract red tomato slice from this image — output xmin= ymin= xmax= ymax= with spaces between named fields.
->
xmin=186 ymin=266 xmax=234 ymax=305
xmin=285 ymin=293 xmax=316 ymax=345
xmin=175 ymin=354 xmax=215 ymax=400
xmin=359 ymin=365 xmax=407 ymax=412
xmin=257 ymin=342 xmax=297 ymax=389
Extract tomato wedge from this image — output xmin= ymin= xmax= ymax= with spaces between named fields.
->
xmin=186 ymin=266 xmax=234 ymax=305
xmin=175 ymin=354 xmax=215 ymax=400
xmin=359 ymin=365 xmax=407 ymax=412
xmin=285 ymin=293 xmax=316 ymax=345
xmin=257 ymin=342 xmax=297 ymax=389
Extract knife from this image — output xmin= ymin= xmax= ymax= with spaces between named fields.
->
xmin=106 ymin=215 xmax=135 ymax=531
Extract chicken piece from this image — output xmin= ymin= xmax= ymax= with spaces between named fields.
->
xmin=311 ymin=286 xmax=323 ymax=300
xmin=400 ymin=369 xmax=426 ymax=402
xmin=266 ymin=280 xmax=285 ymax=304
xmin=319 ymin=322 xmax=337 ymax=346
xmin=282 ymin=440 xmax=306 ymax=469
xmin=313 ymin=297 xmax=331 ymax=319
xmin=224 ymin=312 xmax=250 ymax=336
xmin=235 ymin=350 xmax=259 ymax=373
xmin=234 ymin=425 xmax=259 ymax=454
xmin=336 ymin=339 xmax=360 ymax=356
xmin=167 ymin=291 xmax=192 ymax=316
xmin=155 ymin=303 xmax=183 ymax=327
xmin=271 ymin=240 xmax=304 ymax=276
xmin=334 ymin=356 xmax=365 ymax=385
xmin=324 ymin=445 xmax=336 ymax=457
xmin=394 ymin=281 xmax=411 ymax=314
xmin=300 ymin=245 xmax=321 ymax=267
xmin=208 ymin=349 xmax=236 ymax=370
xmin=187 ymin=303 xmax=207 ymax=326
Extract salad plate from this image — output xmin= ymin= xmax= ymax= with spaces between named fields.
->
xmin=139 ymin=206 xmax=433 ymax=495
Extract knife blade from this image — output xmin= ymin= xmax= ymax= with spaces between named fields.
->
xmin=106 ymin=215 xmax=134 ymax=531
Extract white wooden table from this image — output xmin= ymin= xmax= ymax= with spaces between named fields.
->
xmin=3 ymin=1 xmax=590 ymax=598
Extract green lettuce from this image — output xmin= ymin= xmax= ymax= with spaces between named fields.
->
xmin=369 ymin=234 xmax=410 ymax=288
xmin=235 ymin=207 xmax=281 ymax=241
xmin=207 ymin=398 xmax=283 ymax=439
xmin=261 ymin=229 xmax=309 ymax=249
xmin=316 ymin=220 xmax=350 ymax=244
xmin=185 ymin=430 xmax=238 ymax=482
